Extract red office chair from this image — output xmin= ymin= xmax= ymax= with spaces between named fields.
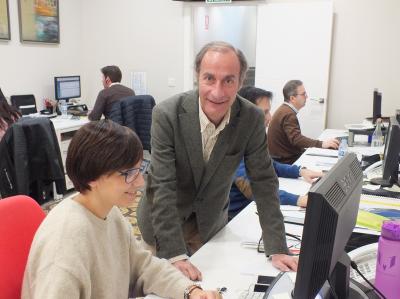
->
xmin=0 ymin=195 xmax=46 ymax=299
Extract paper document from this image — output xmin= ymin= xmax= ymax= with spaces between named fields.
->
xmin=304 ymin=147 xmax=338 ymax=158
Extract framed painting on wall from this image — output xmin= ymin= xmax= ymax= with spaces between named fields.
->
xmin=0 ymin=0 xmax=11 ymax=40
xmin=18 ymin=0 xmax=59 ymax=43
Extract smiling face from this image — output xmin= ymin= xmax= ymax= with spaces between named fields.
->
xmin=90 ymin=160 xmax=145 ymax=209
xmin=198 ymin=49 xmax=242 ymax=126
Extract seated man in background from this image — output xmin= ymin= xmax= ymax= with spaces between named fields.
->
xmin=88 ymin=65 xmax=135 ymax=120
xmin=267 ymin=80 xmax=339 ymax=164
xmin=229 ymin=86 xmax=323 ymax=219
xmin=22 ymin=120 xmax=218 ymax=299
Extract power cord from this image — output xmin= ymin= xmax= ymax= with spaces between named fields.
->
xmin=350 ymin=260 xmax=387 ymax=299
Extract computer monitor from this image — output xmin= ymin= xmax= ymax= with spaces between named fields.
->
xmin=54 ymin=76 xmax=81 ymax=102
xmin=265 ymin=153 xmax=363 ymax=299
xmin=370 ymin=116 xmax=400 ymax=187
xmin=372 ymin=89 xmax=382 ymax=124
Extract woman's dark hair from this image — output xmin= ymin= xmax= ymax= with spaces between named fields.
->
xmin=238 ymin=86 xmax=273 ymax=105
xmin=0 ymin=99 xmax=21 ymax=131
xmin=66 ymin=120 xmax=143 ymax=193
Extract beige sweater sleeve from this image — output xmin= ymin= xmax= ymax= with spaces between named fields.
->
xmin=128 ymin=233 xmax=193 ymax=299
xmin=22 ymin=264 xmax=83 ymax=299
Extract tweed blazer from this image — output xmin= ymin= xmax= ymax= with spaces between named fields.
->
xmin=137 ymin=90 xmax=288 ymax=259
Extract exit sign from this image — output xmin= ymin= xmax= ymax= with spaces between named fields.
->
xmin=205 ymin=0 xmax=232 ymax=3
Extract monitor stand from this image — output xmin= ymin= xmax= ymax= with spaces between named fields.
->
xmin=369 ymin=177 xmax=394 ymax=187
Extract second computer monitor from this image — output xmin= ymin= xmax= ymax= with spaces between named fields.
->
xmin=292 ymin=153 xmax=362 ymax=299
xmin=370 ymin=116 xmax=400 ymax=187
xmin=373 ymin=89 xmax=382 ymax=124
xmin=54 ymin=76 xmax=81 ymax=102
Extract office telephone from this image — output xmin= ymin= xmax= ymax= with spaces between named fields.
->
xmin=349 ymin=243 xmax=378 ymax=285
xmin=363 ymin=160 xmax=383 ymax=180
xmin=67 ymin=104 xmax=88 ymax=116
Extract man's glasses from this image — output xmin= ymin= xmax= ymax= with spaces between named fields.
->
xmin=118 ymin=162 xmax=147 ymax=184
xmin=295 ymin=92 xmax=307 ymax=97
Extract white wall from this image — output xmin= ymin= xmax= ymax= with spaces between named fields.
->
xmin=0 ymin=0 xmax=83 ymax=110
xmin=328 ymin=0 xmax=400 ymax=128
xmin=2 ymin=0 xmax=399 ymax=127
xmin=80 ymin=0 xmax=185 ymax=106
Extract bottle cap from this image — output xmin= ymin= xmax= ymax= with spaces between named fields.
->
xmin=381 ymin=220 xmax=400 ymax=241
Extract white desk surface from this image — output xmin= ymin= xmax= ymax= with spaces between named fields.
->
xmin=51 ymin=116 xmax=89 ymax=130
xmin=190 ymin=202 xmax=303 ymax=298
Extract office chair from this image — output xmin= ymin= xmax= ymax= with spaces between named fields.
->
xmin=0 ymin=195 xmax=46 ymax=299
xmin=109 ymin=95 xmax=156 ymax=152
xmin=10 ymin=94 xmax=37 ymax=115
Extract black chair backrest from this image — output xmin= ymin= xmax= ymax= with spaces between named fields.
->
xmin=109 ymin=95 xmax=155 ymax=151
xmin=10 ymin=94 xmax=37 ymax=115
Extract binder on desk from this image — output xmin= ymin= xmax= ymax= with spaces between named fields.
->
xmin=356 ymin=194 xmax=400 ymax=231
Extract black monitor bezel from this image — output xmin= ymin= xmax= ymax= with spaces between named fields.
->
xmin=382 ymin=117 xmax=400 ymax=184
xmin=292 ymin=153 xmax=362 ymax=298
xmin=54 ymin=75 xmax=81 ymax=101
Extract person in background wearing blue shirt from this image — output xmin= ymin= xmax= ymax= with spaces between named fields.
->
xmin=229 ymin=86 xmax=323 ymax=219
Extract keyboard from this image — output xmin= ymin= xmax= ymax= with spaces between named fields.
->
xmin=362 ymin=188 xmax=400 ymax=199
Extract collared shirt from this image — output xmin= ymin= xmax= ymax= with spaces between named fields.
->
xmin=199 ymin=98 xmax=231 ymax=162
xmin=283 ymin=102 xmax=299 ymax=114
xmin=109 ymin=82 xmax=122 ymax=87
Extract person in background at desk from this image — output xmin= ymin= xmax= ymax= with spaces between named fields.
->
xmin=229 ymin=86 xmax=323 ymax=219
xmin=88 ymin=65 xmax=135 ymax=121
xmin=137 ymin=41 xmax=298 ymax=281
xmin=22 ymin=120 xmax=219 ymax=299
xmin=0 ymin=94 xmax=21 ymax=141
xmin=267 ymin=80 xmax=339 ymax=164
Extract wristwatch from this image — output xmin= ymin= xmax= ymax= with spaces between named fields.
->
xmin=184 ymin=285 xmax=202 ymax=299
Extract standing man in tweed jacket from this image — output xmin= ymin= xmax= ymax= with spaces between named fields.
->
xmin=137 ymin=41 xmax=297 ymax=281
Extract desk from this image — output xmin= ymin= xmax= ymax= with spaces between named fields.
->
xmin=189 ymin=202 xmax=302 ymax=298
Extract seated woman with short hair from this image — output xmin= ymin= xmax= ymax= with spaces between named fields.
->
xmin=22 ymin=120 xmax=218 ymax=299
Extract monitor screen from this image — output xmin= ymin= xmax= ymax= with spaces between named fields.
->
xmin=293 ymin=153 xmax=362 ymax=298
xmin=371 ymin=116 xmax=400 ymax=187
xmin=372 ymin=89 xmax=382 ymax=124
xmin=54 ymin=76 xmax=81 ymax=101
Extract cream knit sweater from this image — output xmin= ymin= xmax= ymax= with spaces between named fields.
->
xmin=22 ymin=198 xmax=192 ymax=299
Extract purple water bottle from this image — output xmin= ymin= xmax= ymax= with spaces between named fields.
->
xmin=375 ymin=220 xmax=400 ymax=298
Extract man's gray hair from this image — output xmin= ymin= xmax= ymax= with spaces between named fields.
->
xmin=194 ymin=41 xmax=248 ymax=84
xmin=283 ymin=80 xmax=303 ymax=102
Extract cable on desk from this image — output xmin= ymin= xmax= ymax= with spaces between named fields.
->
xmin=350 ymin=260 xmax=387 ymax=299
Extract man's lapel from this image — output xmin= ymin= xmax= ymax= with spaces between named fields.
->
xmin=179 ymin=91 xmax=204 ymax=190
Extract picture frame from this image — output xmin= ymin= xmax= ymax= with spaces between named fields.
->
xmin=18 ymin=0 xmax=59 ymax=43
xmin=0 ymin=0 xmax=11 ymax=40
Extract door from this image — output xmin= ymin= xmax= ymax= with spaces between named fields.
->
xmin=255 ymin=1 xmax=333 ymax=138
